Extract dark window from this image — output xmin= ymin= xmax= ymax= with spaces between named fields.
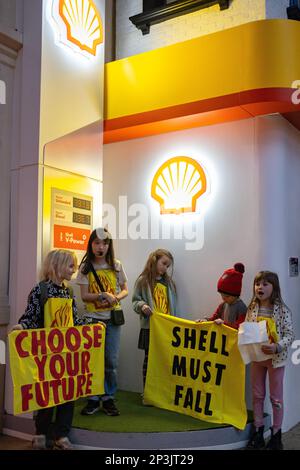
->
xmin=130 ymin=1 xmax=230 ymax=35
xmin=143 ymin=1 xmax=166 ymax=11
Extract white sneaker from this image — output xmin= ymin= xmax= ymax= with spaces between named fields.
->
xmin=54 ymin=436 xmax=74 ymax=450
xmin=32 ymin=434 xmax=47 ymax=450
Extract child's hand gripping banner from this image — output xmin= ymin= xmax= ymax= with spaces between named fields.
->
xmin=144 ymin=313 xmax=247 ymax=430
xmin=8 ymin=324 xmax=105 ymax=415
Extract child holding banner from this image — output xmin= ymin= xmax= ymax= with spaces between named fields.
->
xmin=197 ymin=263 xmax=247 ymax=329
xmin=132 ymin=249 xmax=179 ymax=397
xmin=11 ymin=248 xmax=90 ymax=450
xmin=245 ymin=271 xmax=294 ymax=450
xmin=76 ymin=227 xmax=128 ymax=417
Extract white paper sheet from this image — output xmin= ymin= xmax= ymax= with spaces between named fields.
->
xmin=238 ymin=321 xmax=270 ymax=364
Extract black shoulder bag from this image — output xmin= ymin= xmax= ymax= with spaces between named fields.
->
xmin=89 ymin=263 xmax=125 ymax=326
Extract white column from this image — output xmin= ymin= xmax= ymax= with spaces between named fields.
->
xmin=6 ymin=0 xmax=105 ymax=415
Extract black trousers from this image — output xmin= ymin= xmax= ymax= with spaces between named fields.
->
xmin=35 ymin=401 xmax=74 ymax=439
xmin=143 ymin=349 xmax=149 ymax=388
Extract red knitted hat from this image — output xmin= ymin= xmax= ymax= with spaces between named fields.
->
xmin=217 ymin=263 xmax=245 ymax=296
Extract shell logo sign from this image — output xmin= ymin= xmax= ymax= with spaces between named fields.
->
xmin=151 ymin=156 xmax=207 ymax=215
xmin=50 ymin=0 xmax=103 ymax=57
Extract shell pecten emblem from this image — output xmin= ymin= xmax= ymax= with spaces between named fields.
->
xmin=56 ymin=0 xmax=103 ymax=56
xmin=151 ymin=156 xmax=207 ymax=215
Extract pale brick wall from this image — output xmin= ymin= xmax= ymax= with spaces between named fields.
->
xmin=116 ymin=0 xmax=289 ymax=59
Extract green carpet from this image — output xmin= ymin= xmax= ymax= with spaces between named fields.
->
xmin=73 ymin=390 xmax=253 ymax=433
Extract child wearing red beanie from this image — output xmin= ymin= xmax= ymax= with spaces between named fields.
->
xmin=198 ymin=263 xmax=247 ymax=329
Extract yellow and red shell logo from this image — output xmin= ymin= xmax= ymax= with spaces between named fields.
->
xmin=53 ymin=0 xmax=103 ymax=56
xmin=151 ymin=156 xmax=207 ymax=215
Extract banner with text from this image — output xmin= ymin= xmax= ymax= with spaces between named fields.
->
xmin=144 ymin=313 xmax=247 ymax=429
xmin=9 ymin=324 xmax=105 ymax=415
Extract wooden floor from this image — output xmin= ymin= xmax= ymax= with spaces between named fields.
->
xmin=0 ymin=434 xmax=31 ymax=450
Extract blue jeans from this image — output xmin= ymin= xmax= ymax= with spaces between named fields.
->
xmin=90 ymin=320 xmax=121 ymax=402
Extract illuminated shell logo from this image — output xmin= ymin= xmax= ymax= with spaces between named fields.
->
xmin=58 ymin=0 xmax=103 ymax=56
xmin=151 ymin=157 xmax=207 ymax=215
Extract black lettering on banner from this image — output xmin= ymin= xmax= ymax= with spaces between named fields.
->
xmin=195 ymin=390 xmax=202 ymax=412
xmin=184 ymin=328 xmax=196 ymax=349
xmin=204 ymin=392 xmax=213 ymax=415
xmin=202 ymin=360 xmax=211 ymax=383
xmin=171 ymin=327 xmax=181 ymax=347
xmin=190 ymin=358 xmax=200 ymax=380
xmin=215 ymin=363 xmax=226 ymax=385
xmin=170 ymin=324 xmax=231 ymax=420
xmin=183 ymin=387 xmax=193 ymax=409
xmin=196 ymin=390 xmax=213 ymax=415
xmin=209 ymin=331 xmax=218 ymax=353
xmin=174 ymin=386 xmax=214 ymax=416
xmin=172 ymin=355 xmax=187 ymax=377
xmin=174 ymin=384 xmax=184 ymax=405
xmin=198 ymin=329 xmax=208 ymax=351
xmin=221 ymin=334 xmax=229 ymax=356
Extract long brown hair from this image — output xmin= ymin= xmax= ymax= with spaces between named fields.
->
xmin=249 ymin=271 xmax=285 ymax=307
xmin=137 ymin=249 xmax=176 ymax=294
xmin=80 ymin=228 xmax=116 ymax=275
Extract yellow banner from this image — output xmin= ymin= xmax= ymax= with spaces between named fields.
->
xmin=144 ymin=313 xmax=247 ymax=430
xmin=44 ymin=298 xmax=74 ymax=328
xmin=87 ymin=269 xmax=117 ymax=312
xmin=8 ymin=324 xmax=105 ymax=415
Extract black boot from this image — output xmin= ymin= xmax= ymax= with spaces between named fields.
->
xmin=246 ymin=425 xmax=265 ymax=449
xmin=266 ymin=428 xmax=283 ymax=450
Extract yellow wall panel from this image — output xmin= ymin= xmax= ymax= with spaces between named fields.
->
xmin=105 ymin=20 xmax=300 ymax=120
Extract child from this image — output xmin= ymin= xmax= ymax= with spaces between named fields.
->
xmin=245 ymin=271 xmax=294 ymax=450
xmin=11 ymin=249 xmax=87 ymax=450
xmin=132 ymin=249 xmax=179 ymax=393
xmin=198 ymin=263 xmax=247 ymax=329
xmin=76 ymin=227 xmax=128 ymax=417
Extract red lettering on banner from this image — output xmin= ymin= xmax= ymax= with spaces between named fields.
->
xmin=81 ymin=351 xmax=91 ymax=374
xmin=20 ymin=375 xmax=96 ymax=411
xmin=21 ymin=384 xmax=33 ymax=411
xmin=31 ymin=330 xmax=47 ymax=356
xmin=15 ymin=325 xmax=103 ymax=357
xmin=85 ymin=373 xmax=93 ymax=395
xmin=48 ymin=329 xmax=64 ymax=353
xmin=61 ymin=377 xmax=75 ymax=401
xmin=50 ymin=380 xmax=61 ymax=405
xmin=65 ymin=352 xmax=79 ymax=376
xmin=34 ymin=355 xmax=47 ymax=381
xmin=93 ymin=324 xmax=103 ymax=347
xmin=49 ymin=354 xmax=65 ymax=379
xmin=82 ymin=325 xmax=93 ymax=349
xmin=76 ymin=375 xmax=85 ymax=398
xmin=15 ymin=331 xmax=29 ymax=358
xmin=14 ymin=325 xmax=104 ymax=413
xmin=36 ymin=381 xmax=50 ymax=407
xmin=65 ymin=328 xmax=81 ymax=352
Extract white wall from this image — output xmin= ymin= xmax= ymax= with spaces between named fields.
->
xmin=103 ymin=115 xmax=300 ymax=432
xmin=103 ymin=117 xmax=260 ymax=392
xmin=0 ymin=39 xmax=17 ymax=328
xmin=256 ymin=115 xmax=300 ymax=432
xmin=115 ymin=0 xmax=289 ymax=59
